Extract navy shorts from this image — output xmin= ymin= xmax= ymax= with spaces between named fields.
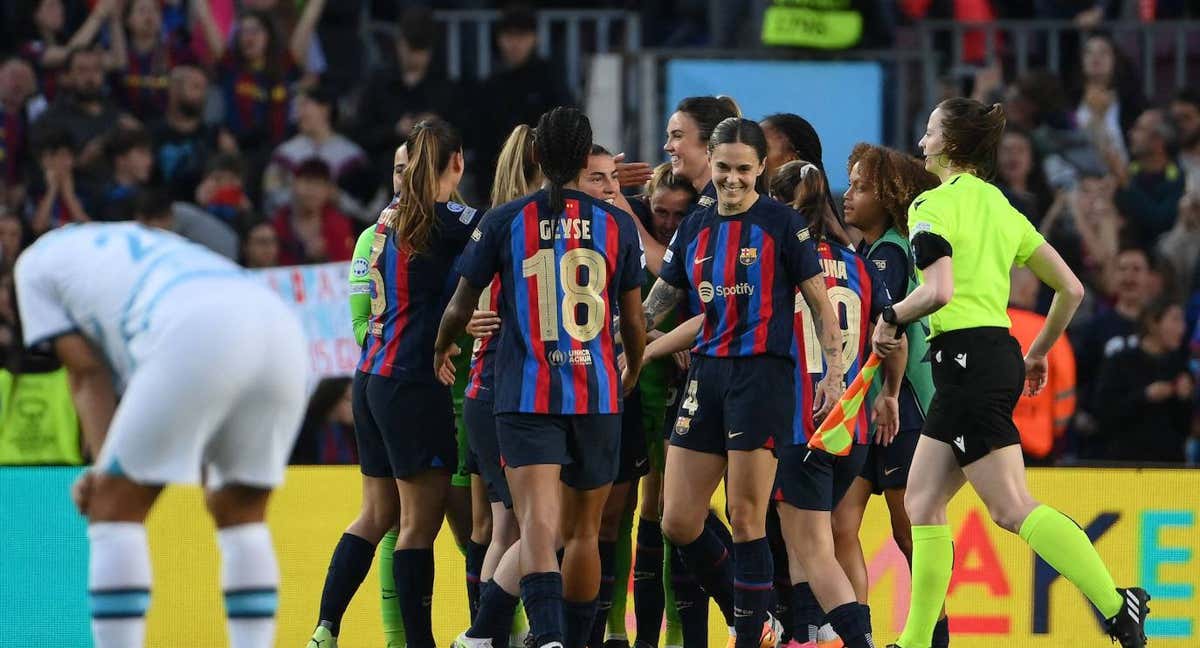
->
xmin=773 ymin=444 xmax=869 ymax=511
xmin=615 ymin=388 xmax=649 ymax=484
xmin=352 ymin=370 xmax=457 ymax=479
xmin=670 ymin=355 xmax=794 ymax=455
xmin=496 ymin=413 xmax=621 ymax=491
xmin=923 ymin=328 xmax=1024 ymax=466
xmin=464 ymin=397 xmax=511 ymax=508
xmin=860 ymin=428 xmax=921 ymax=494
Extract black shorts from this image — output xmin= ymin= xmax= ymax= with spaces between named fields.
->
xmin=496 ymin=413 xmax=621 ymax=491
xmin=465 ymin=397 xmax=511 ymax=508
xmin=860 ymin=428 xmax=921 ymax=494
xmin=922 ymin=327 xmax=1024 ymax=466
xmin=773 ymin=444 xmax=868 ymax=511
xmin=670 ymin=355 xmax=793 ymax=455
xmin=352 ymin=370 xmax=457 ymax=479
xmin=615 ymin=388 xmax=649 ymax=483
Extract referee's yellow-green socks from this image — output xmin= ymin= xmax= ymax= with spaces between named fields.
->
xmin=898 ymin=525 xmax=953 ymax=648
xmin=1018 ymin=505 xmax=1122 ymax=619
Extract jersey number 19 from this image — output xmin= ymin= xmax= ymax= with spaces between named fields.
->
xmin=795 ymin=286 xmax=861 ymax=373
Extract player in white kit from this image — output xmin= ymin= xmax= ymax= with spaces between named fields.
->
xmin=14 ymin=222 xmax=308 ymax=648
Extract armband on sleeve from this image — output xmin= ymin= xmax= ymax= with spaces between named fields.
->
xmin=911 ymin=231 xmax=953 ymax=270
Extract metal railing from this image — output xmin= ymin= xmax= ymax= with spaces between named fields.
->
xmin=916 ymin=19 xmax=1200 ymax=109
xmin=365 ymin=9 xmax=640 ymax=100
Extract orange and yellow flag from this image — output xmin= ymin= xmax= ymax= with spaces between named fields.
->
xmin=807 ymin=353 xmax=882 ymax=456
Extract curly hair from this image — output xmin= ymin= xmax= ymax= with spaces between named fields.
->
xmin=846 ymin=143 xmax=939 ymax=237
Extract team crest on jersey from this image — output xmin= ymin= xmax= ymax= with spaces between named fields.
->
xmin=697 ymin=195 xmax=716 ymax=208
xmin=796 ymin=228 xmax=811 ymax=242
xmin=674 ymin=417 xmax=691 ymax=435
xmin=738 ymin=247 xmax=758 ymax=266
xmin=351 ymin=257 xmax=370 ymax=278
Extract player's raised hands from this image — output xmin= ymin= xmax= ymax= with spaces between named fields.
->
xmin=434 ymin=343 xmax=461 ymax=386
xmin=466 ymin=310 xmax=501 ymax=338
xmin=613 ymin=153 xmax=654 ymax=188
xmin=1024 ymin=353 xmax=1048 ymax=396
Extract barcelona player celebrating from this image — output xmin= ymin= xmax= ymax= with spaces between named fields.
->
xmin=639 ymin=117 xmax=844 ymax=648
xmin=437 ymin=107 xmax=647 ymax=648
xmin=308 ymin=119 xmax=480 ymax=648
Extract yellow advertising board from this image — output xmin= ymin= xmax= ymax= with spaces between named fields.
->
xmin=135 ymin=467 xmax=1195 ymax=647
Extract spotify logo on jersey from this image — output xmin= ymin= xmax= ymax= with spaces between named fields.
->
xmin=698 ymin=281 xmax=755 ymax=303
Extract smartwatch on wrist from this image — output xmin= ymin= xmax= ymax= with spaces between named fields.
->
xmin=881 ymin=305 xmax=900 ymax=327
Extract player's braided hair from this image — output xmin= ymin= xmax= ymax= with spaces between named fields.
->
xmin=846 ymin=143 xmax=939 ymax=237
xmin=388 ymin=118 xmax=462 ymax=254
xmin=762 ymin=112 xmax=842 ymax=227
xmin=491 ymin=123 xmax=542 ymax=208
xmin=534 ymin=106 xmax=592 ymax=213
xmin=936 ymin=97 xmax=1006 ymax=180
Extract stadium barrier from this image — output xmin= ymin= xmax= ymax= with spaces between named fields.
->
xmin=4 ymin=466 xmax=1195 ymax=647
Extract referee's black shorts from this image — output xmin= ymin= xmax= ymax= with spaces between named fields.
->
xmin=922 ymin=327 xmax=1024 ymax=466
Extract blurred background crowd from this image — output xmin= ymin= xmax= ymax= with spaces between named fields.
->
xmin=0 ymin=0 xmax=1198 ymax=468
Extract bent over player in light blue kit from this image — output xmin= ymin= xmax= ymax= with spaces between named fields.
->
xmin=14 ymin=222 xmax=308 ymax=648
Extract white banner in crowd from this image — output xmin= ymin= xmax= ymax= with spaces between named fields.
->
xmin=254 ymin=262 xmax=357 ymax=380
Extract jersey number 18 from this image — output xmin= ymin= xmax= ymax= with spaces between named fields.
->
xmin=522 ymin=248 xmax=608 ymax=342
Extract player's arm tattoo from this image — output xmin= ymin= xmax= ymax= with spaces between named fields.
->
xmin=642 ymin=278 xmax=686 ymax=331
xmin=799 ymin=274 xmax=845 ymax=379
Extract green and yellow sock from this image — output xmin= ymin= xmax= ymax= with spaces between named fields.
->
xmin=898 ymin=525 xmax=953 ymax=648
xmin=607 ymin=505 xmax=636 ymax=640
xmin=378 ymin=529 xmax=406 ymax=647
xmin=1019 ymin=505 xmax=1122 ymax=618
xmin=662 ymin=540 xmax=683 ymax=646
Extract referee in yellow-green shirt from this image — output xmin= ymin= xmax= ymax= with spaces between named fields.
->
xmin=870 ymin=98 xmax=1150 ymax=648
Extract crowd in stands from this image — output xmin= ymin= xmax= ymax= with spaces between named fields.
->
xmin=0 ymin=0 xmax=1196 ymax=467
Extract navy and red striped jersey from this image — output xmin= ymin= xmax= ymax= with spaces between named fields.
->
xmin=0 ymin=106 xmax=27 ymax=186
xmin=659 ymin=196 xmax=821 ymax=360
xmin=116 ymin=38 xmax=197 ymax=121
xmin=216 ymin=52 xmax=298 ymax=147
xmin=789 ymin=240 xmax=892 ymax=446
xmin=457 ymin=189 xmax=644 ymax=415
xmin=465 ymin=276 xmax=503 ymax=401
xmin=358 ymin=201 xmax=481 ymax=381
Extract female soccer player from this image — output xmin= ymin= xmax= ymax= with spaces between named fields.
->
xmin=831 ymin=144 xmax=948 ymax=647
xmin=438 ymin=106 xmax=646 ymax=648
xmin=873 ymin=98 xmax=1149 ymax=648
xmin=308 ymin=119 xmax=480 ymax=648
xmin=640 ymin=117 xmax=844 ymax=648
xmin=665 ymin=96 xmax=741 ymax=209
xmin=768 ymin=160 xmax=902 ymax=648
